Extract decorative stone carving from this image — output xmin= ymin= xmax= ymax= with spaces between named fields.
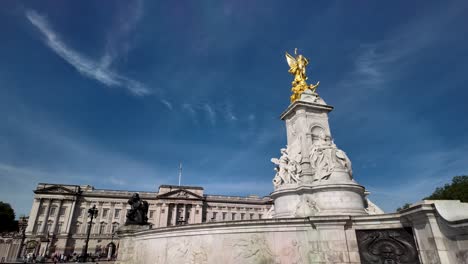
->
xmin=167 ymin=239 xmax=208 ymax=264
xmin=232 ymin=235 xmax=276 ymax=263
xmin=309 ymin=130 xmax=352 ymax=182
xmin=280 ymin=240 xmax=303 ymax=264
xmin=356 ymin=228 xmax=420 ymax=264
xmin=125 ymin=193 xmax=149 ymax=225
xmin=271 ymin=139 xmax=303 ymax=188
xmin=294 ymin=197 xmax=319 ymax=217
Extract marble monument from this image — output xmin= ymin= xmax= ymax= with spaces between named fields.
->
xmin=114 ymin=50 xmax=468 ymax=264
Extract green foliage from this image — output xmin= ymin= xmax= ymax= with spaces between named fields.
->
xmin=425 ymin=175 xmax=468 ymax=202
xmin=0 ymin=201 xmax=16 ymax=232
xmin=396 ymin=203 xmax=411 ymax=212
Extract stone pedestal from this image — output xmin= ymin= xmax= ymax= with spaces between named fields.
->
xmin=116 ymin=225 xmax=151 ymax=264
xmin=271 ymin=90 xmax=368 ymax=217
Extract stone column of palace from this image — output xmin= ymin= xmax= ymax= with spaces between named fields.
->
xmin=39 ymin=199 xmax=52 ymax=233
xmin=170 ymin=204 xmax=177 ymax=225
xmin=270 ymin=90 xmax=367 ymax=217
xmin=159 ymin=203 xmax=168 ymax=227
xmin=64 ymin=197 xmax=77 ymax=235
xmin=26 ymin=198 xmax=42 ymax=234
xmin=51 ymin=200 xmax=63 ymax=234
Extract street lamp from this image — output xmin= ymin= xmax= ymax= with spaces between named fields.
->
xmin=81 ymin=205 xmax=98 ymax=262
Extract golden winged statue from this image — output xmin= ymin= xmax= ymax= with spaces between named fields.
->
xmin=285 ymin=49 xmax=320 ymax=102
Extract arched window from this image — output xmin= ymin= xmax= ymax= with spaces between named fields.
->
xmin=111 ymin=222 xmax=119 ymax=233
xmin=99 ymin=222 xmax=107 ymax=234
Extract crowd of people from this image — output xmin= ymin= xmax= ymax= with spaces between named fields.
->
xmin=21 ymin=252 xmax=116 ymax=263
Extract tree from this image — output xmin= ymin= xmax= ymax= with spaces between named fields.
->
xmin=396 ymin=203 xmax=411 ymax=212
xmin=396 ymin=175 xmax=468 ymax=212
xmin=0 ymin=201 xmax=16 ymax=232
xmin=425 ymin=175 xmax=468 ymax=202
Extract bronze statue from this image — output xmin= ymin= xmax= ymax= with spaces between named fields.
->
xmin=286 ymin=48 xmax=320 ymax=102
xmin=125 ymin=193 xmax=149 ymax=225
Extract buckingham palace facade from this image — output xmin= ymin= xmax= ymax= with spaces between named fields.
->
xmin=23 ymin=183 xmax=272 ymax=257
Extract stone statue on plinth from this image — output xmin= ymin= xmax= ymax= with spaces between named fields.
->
xmin=125 ymin=193 xmax=149 ymax=225
xmin=271 ymin=139 xmax=303 ymax=188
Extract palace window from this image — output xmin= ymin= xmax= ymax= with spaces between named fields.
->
xmin=39 ymin=206 xmax=46 ymax=215
xmin=33 ymin=221 xmax=42 ymax=234
xmin=79 ymin=208 xmax=85 ymax=217
xmin=99 ymin=223 xmax=107 ymax=234
xmin=56 ymin=222 xmax=63 ymax=233
xmin=102 ymin=208 xmax=109 ymax=218
xmin=211 ymin=212 xmax=217 ymax=221
xmin=232 ymin=213 xmax=236 ymax=220
xmin=259 ymin=214 xmax=263 ymax=219
xmin=149 ymin=210 xmax=154 ymax=218
xmin=250 ymin=213 xmax=254 ymax=220
xmin=59 ymin=207 xmax=66 ymax=216
xmin=241 ymin=213 xmax=245 ymax=220
xmin=222 ymin=212 xmax=226 ymax=220
xmin=50 ymin=207 xmax=57 ymax=216
xmin=111 ymin=223 xmax=119 ymax=233
xmin=45 ymin=221 xmax=53 ymax=233
xmin=114 ymin=209 xmax=121 ymax=218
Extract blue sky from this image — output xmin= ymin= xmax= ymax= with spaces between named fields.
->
xmin=1 ymin=1 xmax=467 ymax=216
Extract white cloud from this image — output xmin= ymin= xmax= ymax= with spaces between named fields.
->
xmin=26 ymin=10 xmax=151 ymax=96
xmin=160 ymin=99 xmax=173 ymax=110
xmin=204 ymin=104 xmax=216 ymax=125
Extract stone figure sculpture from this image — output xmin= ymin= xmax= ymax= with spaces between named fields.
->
xmin=125 ymin=193 xmax=149 ymax=225
xmin=271 ymin=141 xmax=303 ymax=187
xmin=286 ymin=48 xmax=320 ymax=102
xmin=309 ymin=131 xmax=353 ymax=181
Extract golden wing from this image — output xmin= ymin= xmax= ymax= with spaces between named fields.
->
xmin=285 ymin=52 xmax=297 ymax=68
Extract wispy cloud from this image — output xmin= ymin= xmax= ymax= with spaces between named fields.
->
xmin=104 ymin=0 xmax=144 ymax=65
xmin=26 ymin=10 xmax=151 ymax=96
xmin=224 ymin=102 xmax=238 ymax=121
xmin=348 ymin=1 xmax=468 ymax=90
xmin=204 ymin=104 xmax=216 ymax=125
xmin=160 ymin=99 xmax=173 ymax=110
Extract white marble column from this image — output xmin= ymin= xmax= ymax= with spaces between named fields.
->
xmin=119 ymin=202 xmax=126 ymax=227
xmin=26 ymin=198 xmax=42 ymax=234
xmin=159 ymin=203 xmax=168 ymax=227
xmin=170 ymin=204 xmax=177 ymax=226
xmin=196 ymin=204 xmax=203 ymax=223
xmin=39 ymin=199 xmax=52 ymax=234
xmin=64 ymin=198 xmax=77 ymax=235
xmin=154 ymin=205 xmax=161 ymax=227
xmin=190 ymin=206 xmax=195 ymax=224
xmin=181 ymin=204 xmax=186 ymax=223
xmin=51 ymin=200 xmax=63 ymax=234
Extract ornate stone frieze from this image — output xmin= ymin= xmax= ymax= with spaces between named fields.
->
xmin=356 ymin=228 xmax=420 ymax=264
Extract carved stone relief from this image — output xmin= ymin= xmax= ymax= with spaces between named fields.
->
xmin=271 ymin=136 xmax=303 ymax=188
xmin=356 ymin=228 xmax=420 ymax=264
xmin=279 ymin=240 xmax=303 ymax=264
xmin=231 ymin=234 xmax=277 ymax=264
xmin=294 ymin=197 xmax=319 ymax=217
xmin=167 ymin=239 xmax=208 ymax=264
xmin=309 ymin=129 xmax=353 ymax=182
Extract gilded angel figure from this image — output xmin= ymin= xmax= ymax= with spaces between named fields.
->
xmin=285 ymin=48 xmax=320 ymax=102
